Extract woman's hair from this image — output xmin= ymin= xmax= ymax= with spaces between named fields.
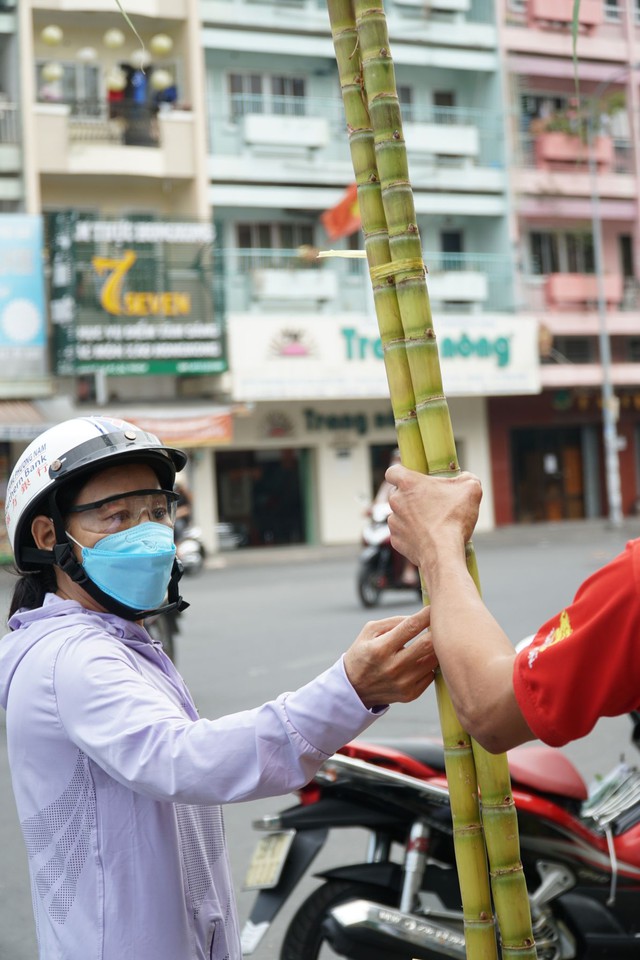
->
xmin=8 ymin=566 xmax=58 ymax=621
xmin=6 ymin=473 xmax=88 ymax=622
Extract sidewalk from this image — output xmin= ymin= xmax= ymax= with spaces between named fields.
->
xmin=208 ymin=516 xmax=640 ymax=569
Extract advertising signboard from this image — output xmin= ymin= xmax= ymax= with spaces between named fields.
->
xmin=50 ymin=214 xmax=227 ymax=377
xmin=228 ymin=313 xmax=541 ymax=400
xmin=0 ymin=214 xmax=47 ymax=384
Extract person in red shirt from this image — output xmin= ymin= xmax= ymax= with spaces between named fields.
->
xmin=385 ymin=463 xmax=640 ymax=754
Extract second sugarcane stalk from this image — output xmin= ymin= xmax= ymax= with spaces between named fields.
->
xmin=327 ymin=1 xmax=537 ymax=957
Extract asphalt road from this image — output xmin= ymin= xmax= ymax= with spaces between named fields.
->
xmin=0 ymin=518 xmax=637 ymax=959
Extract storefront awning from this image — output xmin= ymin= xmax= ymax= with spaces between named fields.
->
xmin=0 ymin=400 xmax=234 ymax=448
xmin=114 ymin=408 xmax=234 ymax=448
xmin=0 ymin=398 xmax=76 ymax=441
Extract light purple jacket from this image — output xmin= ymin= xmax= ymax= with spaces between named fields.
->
xmin=0 ymin=595 xmax=382 ymax=960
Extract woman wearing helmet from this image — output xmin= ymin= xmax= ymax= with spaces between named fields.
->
xmin=0 ymin=416 xmax=436 ymax=960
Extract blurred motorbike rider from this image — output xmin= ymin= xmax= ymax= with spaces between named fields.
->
xmin=370 ymin=448 xmax=419 ymax=586
xmin=0 ymin=416 xmax=436 ymax=960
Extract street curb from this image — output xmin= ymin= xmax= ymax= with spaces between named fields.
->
xmin=207 ymin=518 xmax=640 ymax=569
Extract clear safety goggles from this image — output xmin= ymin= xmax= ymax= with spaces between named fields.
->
xmin=65 ymin=488 xmax=179 ymax=535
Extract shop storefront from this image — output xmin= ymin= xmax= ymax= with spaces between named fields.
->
xmin=220 ymin=311 xmax=541 ymax=544
xmin=489 ymin=389 xmax=640 ymax=525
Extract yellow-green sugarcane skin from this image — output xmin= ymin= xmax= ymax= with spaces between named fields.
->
xmin=415 ymin=396 xmax=460 ymax=475
xmin=330 ymin=3 xmax=534 ymax=956
xmin=359 ymin=39 xmax=536 ymax=960
xmin=353 ymin=4 xmax=498 ymax=957
xmin=329 ymin=0 xmax=428 ymax=478
xmin=473 ymin=747 xmax=537 ymax=957
xmin=435 ymin=674 xmax=498 ymax=959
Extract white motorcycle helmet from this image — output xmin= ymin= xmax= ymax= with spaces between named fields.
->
xmin=6 ymin=416 xmax=188 ymax=619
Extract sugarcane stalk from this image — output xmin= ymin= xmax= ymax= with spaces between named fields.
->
xmin=329 ymin=0 xmax=426 ymax=473
xmin=328 ymin=1 xmax=537 ymax=956
xmin=328 ymin=0 xmax=495 ymax=955
xmin=355 ymin=4 xmax=536 ymax=953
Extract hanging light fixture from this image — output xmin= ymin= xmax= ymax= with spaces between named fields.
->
xmin=41 ymin=61 xmax=64 ymax=83
xmin=77 ymin=46 xmax=98 ymax=63
xmin=129 ymin=48 xmax=152 ymax=71
xmin=103 ymin=28 xmax=126 ymax=49
xmin=150 ymin=69 xmax=173 ymax=92
xmin=40 ymin=24 xmax=64 ymax=46
xmin=106 ymin=66 xmax=127 ymax=92
xmin=149 ymin=33 xmax=174 ymax=57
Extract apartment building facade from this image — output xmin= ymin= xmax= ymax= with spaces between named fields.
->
xmin=200 ymin=0 xmax=542 ymax=545
xmin=494 ymin=0 xmax=640 ymax=523
xmin=2 ymin=0 xmax=638 ymax=553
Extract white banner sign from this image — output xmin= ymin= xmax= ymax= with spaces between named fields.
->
xmin=228 ymin=313 xmax=541 ymax=401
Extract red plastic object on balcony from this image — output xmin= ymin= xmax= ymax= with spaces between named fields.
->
xmin=528 ymin=0 xmax=602 ymax=30
xmin=545 ymin=273 xmax=623 ymax=310
xmin=534 ymin=132 xmax=613 ymax=173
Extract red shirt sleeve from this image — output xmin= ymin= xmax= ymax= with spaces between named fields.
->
xmin=513 ymin=538 xmax=640 ymax=747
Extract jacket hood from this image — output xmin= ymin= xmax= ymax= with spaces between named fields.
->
xmin=0 ymin=593 xmax=152 ymax=710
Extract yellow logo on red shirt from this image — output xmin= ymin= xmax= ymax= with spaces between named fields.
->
xmin=527 ymin=610 xmax=573 ymax=668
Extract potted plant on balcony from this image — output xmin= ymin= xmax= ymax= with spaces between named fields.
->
xmin=532 ymin=91 xmax=625 ymax=172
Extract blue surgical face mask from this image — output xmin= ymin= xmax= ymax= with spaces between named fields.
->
xmin=68 ymin=521 xmax=176 ymax=612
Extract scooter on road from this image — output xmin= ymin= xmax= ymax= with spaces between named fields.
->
xmin=357 ymin=501 xmax=421 ymax=608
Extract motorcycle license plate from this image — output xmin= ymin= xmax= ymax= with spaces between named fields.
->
xmin=243 ymin=830 xmax=295 ymax=890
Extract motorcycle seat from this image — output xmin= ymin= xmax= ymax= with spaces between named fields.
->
xmin=507 ymin=744 xmax=588 ymax=801
xmin=343 ymin=737 xmax=588 ymax=802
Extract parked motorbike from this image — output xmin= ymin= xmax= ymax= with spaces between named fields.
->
xmin=175 ymin=523 xmax=205 ymax=576
xmin=357 ymin=501 xmax=421 ymax=607
xmin=241 ymin=715 xmax=640 ymax=960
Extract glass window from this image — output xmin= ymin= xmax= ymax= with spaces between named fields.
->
xmin=397 ymin=85 xmax=414 ymax=123
xmin=566 ymin=233 xmax=594 ymax=274
xmin=530 ymin=232 xmax=559 ymax=275
xmin=36 ymin=61 xmax=99 ymax=108
xmin=228 ymin=73 xmax=264 ymax=119
xmin=620 ymin=234 xmax=634 ymax=277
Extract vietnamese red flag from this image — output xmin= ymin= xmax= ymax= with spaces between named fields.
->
xmin=320 ymin=184 xmax=361 ymax=240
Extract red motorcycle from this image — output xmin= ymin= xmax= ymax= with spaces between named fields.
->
xmin=242 ymin=715 xmax=640 ymax=960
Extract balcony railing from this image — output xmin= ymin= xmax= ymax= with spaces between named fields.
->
xmin=0 ymin=102 xmax=19 ymax=144
xmin=223 ymin=248 xmax=514 ymax=313
xmin=213 ymin=96 xmax=505 ymax=168
xmin=211 ymin=0 xmax=496 ymax=24
xmin=61 ymin=99 xmax=161 ymax=147
xmin=516 ymin=133 xmax=633 ymax=174
xmin=521 ymin=273 xmax=639 ymax=311
xmin=506 ymin=0 xmax=629 ymax=37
